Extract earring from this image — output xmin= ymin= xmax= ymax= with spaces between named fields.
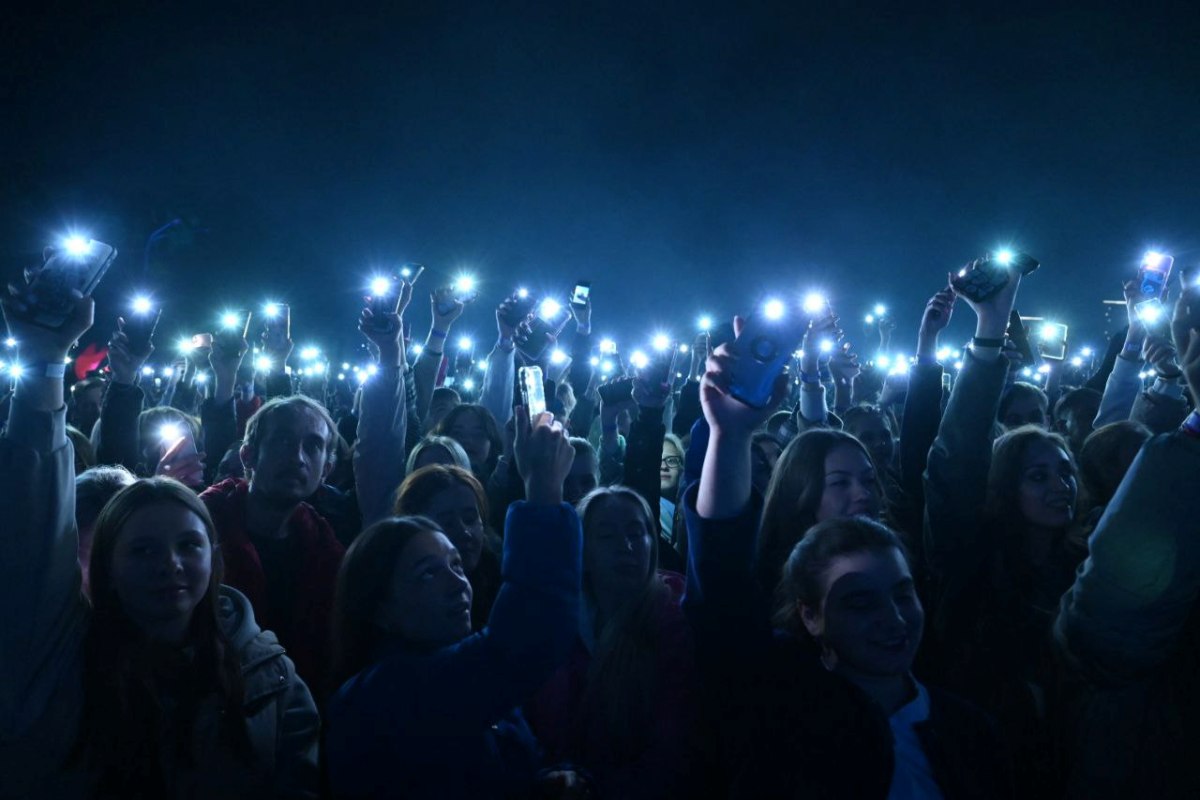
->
xmin=818 ymin=637 xmax=838 ymax=672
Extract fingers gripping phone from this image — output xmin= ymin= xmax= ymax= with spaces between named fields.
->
xmin=571 ymin=281 xmax=591 ymax=307
xmin=520 ymin=366 xmax=547 ymax=419
xmin=639 ymin=344 xmax=681 ymax=393
xmin=500 ymin=291 xmax=538 ymax=328
xmin=124 ymin=307 xmax=162 ymax=351
xmin=23 ymin=239 xmax=118 ymax=329
xmin=1137 ymin=252 xmax=1173 ymax=300
xmin=729 ymin=314 xmax=809 ymax=408
xmin=950 ymin=251 xmax=1040 ymax=304
xmin=263 ymin=304 xmax=291 ymax=349
xmin=1007 ymin=310 xmax=1036 ymax=365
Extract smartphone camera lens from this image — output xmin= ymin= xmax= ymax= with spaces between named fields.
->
xmin=750 ymin=336 xmax=777 ymax=363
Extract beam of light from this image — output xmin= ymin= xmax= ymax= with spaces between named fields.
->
xmin=802 ymin=293 xmax=826 ymax=315
xmin=763 ymin=299 xmax=786 ymax=320
xmin=630 ymin=350 xmax=650 ymax=369
xmin=62 ymin=236 xmax=91 ymax=256
xmin=539 ymin=298 xmax=562 ymax=320
xmin=652 ymin=334 xmax=670 ymax=351
xmin=994 ymin=249 xmax=1015 ymax=265
xmin=370 ymin=277 xmax=392 ymax=297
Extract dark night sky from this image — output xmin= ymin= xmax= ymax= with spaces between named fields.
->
xmin=4 ymin=2 xmax=1200 ymax=362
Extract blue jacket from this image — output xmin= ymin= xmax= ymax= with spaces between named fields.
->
xmin=325 ymin=501 xmax=583 ymax=799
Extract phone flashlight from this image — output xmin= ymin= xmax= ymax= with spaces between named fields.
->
xmin=131 ymin=296 xmax=153 ymax=314
xmin=819 ymin=339 xmax=834 ymax=353
xmin=865 ymin=314 xmax=875 ymax=324
xmin=652 ymin=333 xmax=671 ymax=351
xmin=550 ymin=348 xmax=567 ymax=365
xmin=255 ymin=356 xmax=272 ymax=371
xmin=876 ymin=354 xmax=892 ymax=368
xmin=194 ymin=372 xmax=208 ymax=383
xmin=1135 ymin=299 xmax=1166 ymax=326
xmin=299 ymin=346 xmax=320 ymax=361
xmin=458 ymin=336 xmax=473 ymax=351
xmin=874 ymin=304 xmax=887 ymax=317
xmin=1081 ymin=347 xmax=1094 ymax=357
xmin=936 ymin=347 xmax=952 ymax=361
xmin=369 ymin=277 xmax=392 ymax=297
xmin=411 ymin=343 xmax=424 ymax=356
xmin=589 ymin=356 xmax=600 ymax=366
xmin=764 ymin=299 xmax=786 ymax=321
xmin=455 ymin=275 xmax=476 ymax=293
xmin=264 ymin=302 xmax=282 ymax=318
xmin=698 ymin=315 xmax=713 ymax=331
xmin=62 ymin=236 xmax=92 ymax=256
xmin=600 ymin=338 xmax=618 ymax=355
xmin=994 ymin=249 xmax=1015 ymax=266
xmin=601 ymin=360 xmax=614 ymax=374
xmin=802 ymin=293 xmax=826 ymax=316
xmin=4 ymin=337 xmax=15 ymax=348
xmin=9 ymin=364 xmax=25 ymax=378
xmin=517 ymin=287 xmax=530 ymax=299
xmin=158 ymin=422 xmax=183 ymax=444
xmin=539 ymin=298 xmax=562 ymax=321
xmin=220 ymin=312 xmax=241 ymax=330
xmin=630 ymin=350 xmax=650 ymax=370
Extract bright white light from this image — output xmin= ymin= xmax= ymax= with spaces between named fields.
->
xmin=936 ymin=347 xmax=952 ymax=361
xmin=411 ymin=344 xmax=424 ymax=356
xmin=400 ymin=266 xmax=413 ymax=278
xmin=300 ymin=346 xmax=320 ymax=361
xmin=679 ymin=344 xmax=689 ymax=353
xmin=517 ymin=287 xmax=530 ymax=299
xmin=1080 ymin=347 xmax=1093 ymax=357
xmin=819 ymin=339 xmax=834 ymax=353
xmin=994 ymin=249 xmax=1015 ymax=265
xmin=314 ymin=363 xmax=326 ymax=375
xmin=9 ymin=364 xmax=24 ymax=379
xmin=1021 ymin=367 xmax=1033 ymax=377
xmin=890 ymin=362 xmax=911 ymax=376
xmin=221 ymin=312 xmax=240 ymax=330
xmin=698 ymin=315 xmax=713 ymax=331
xmin=341 ymin=362 xmax=351 ymax=370
xmin=802 ymin=293 xmax=826 ymax=315
xmin=630 ymin=350 xmax=650 ymax=370
xmin=158 ymin=423 xmax=182 ymax=443
xmin=62 ymin=236 xmax=91 ymax=256
xmin=539 ymin=298 xmax=562 ymax=320
xmin=652 ymin=334 xmax=671 ymax=351
xmin=589 ymin=356 xmax=600 ymax=366
xmin=141 ymin=366 xmax=154 ymax=376
xmin=476 ymin=361 xmax=487 ymax=371
xmin=179 ymin=338 xmax=195 ymax=354
xmin=457 ymin=336 xmax=473 ymax=350
xmin=455 ymin=275 xmax=476 ymax=293
xmin=302 ymin=367 xmax=313 ymax=377
xmin=255 ymin=356 xmax=272 ymax=371
xmin=953 ymin=361 xmax=964 ymax=371
xmin=874 ymin=304 xmax=887 ymax=316
xmin=865 ymin=314 xmax=875 ymax=324
xmin=154 ymin=378 xmax=162 ymax=386
xmin=194 ymin=372 xmax=208 ymax=383
xmin=132 ymin=296 xmax=152 ymax=314
xmin=366 ymin=364 xmax=379 ymax=376
xmin=794 ymin=350 xmax=805 ymax=359
xmin=876 ymin=354 xmax=892 ymax=368
xmin=1040 ymin=324 xmax=1060 ymax=341
xmin=1037 ymin=364 xmax=1051 ymax=374
xmin=550 ymin=348 xmax=567 ymax=365
xmin=600 ymin=338 xmax=617 ymax=354
xmin=1143 ymin=251 xmax=1165 ymax=269
xmin=462 ymin=378 xmax=476 ymax=391
xmin=764 ymin=299 xmax=786 ymax=320
xmin=370 ymin=277 xmax=392 ymax=297
xmin=601 ymin=359 xmax=614 ymax=374
xmin=337 ymin=373 xmax=346 ymax=380
xmin=1071 ymin=357 xmax=1084 ymax=367
xmin=4 ymin=337 xmax=15 ymax=348
xmin=264 ymin=302 xmax=281 ymax=318
xmin=1137 ymin=304 xmax=1163 ymax=324
xmin=357 ymin=371 xmax=370 ymax=384
xmin=162 ymin=367 xmax=174 ymax=377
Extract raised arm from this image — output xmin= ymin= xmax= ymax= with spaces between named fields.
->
xmin=199 ymin=327 xmax=248 ymax=485
xmin=92 ymin=320 xmax=150 ymax=471
xmin=413 ymin=286 xmax=465 ymax=425
xmin=1094 ymin=280 xmax=1150 ymax=427
xmin=479 ymin=295 xmax=522 ymax=431
xmin=901 ymin=285 xmax=957 ymax=498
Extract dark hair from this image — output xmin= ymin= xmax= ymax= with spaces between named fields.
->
xmin=774 ymin=517 xmax=908 ymax=637
xmin=75 ymin=465 xmax=137 ymax=531
xmin=574 ymin=486 xmax=668 ymax=760
xmin=757 ymin=429 xmax=884 ymax=593
xmin=998 ymin=382 xmax=1048 ymax=423
xmin=332 ymin=515 xmax=444 ymax=688
xmin=1053 ymin=387 xmax=1102 ymax=424
xmin=433 ymin=403 xmax=504 ymax=480
xmin=840 ymin=404 xmax=896 ymax=436
xmin=393 ymin=463 xmax=491 ymax=524
xmin=986 ymin=425 xmax=1078 ymax=527
xmin=1078 ymin=421 xmax=1151 ymax=510
xmin=242 ymin=395 xmax=338 ymax=471
xmin=75 ymin=478 xmax=250 ymax=791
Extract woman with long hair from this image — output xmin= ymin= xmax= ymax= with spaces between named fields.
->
xmin=1 ymin=286 xmax=319 ymax=798
xmin=326 ymin=411 xmax=584 ymax=799
xmin=393 ymin=463 xmax=503 ymax=631
xmin=526 ymin=486 xmax=698 ymax=798
xmin=434 ymin=403 xmax=504 ymax=484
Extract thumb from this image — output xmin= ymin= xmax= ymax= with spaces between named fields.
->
xmin=733 ymin=315 xmax=745 ymax=339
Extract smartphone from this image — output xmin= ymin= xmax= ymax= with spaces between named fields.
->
xmin=728 ymin=313 xmax=809 ymax=408
xmin=124 ymin=307 xmax=162 ymax=351
xmin=1134 ymin=298 xmax=1168 ymax=330
xmin=1137 ymin=252 xmax=1173 ymax=300
xmin=571 ymin=281 xmax=591 ymax=307
xmin=158 ymin=421 xmax=198 ymax=460
xmin=23 ymin=239 xmax=118 ymax=329
xmin=1007 ymin=310 xmax=1036 ymax=365
xmin=520 ymin=366 xmax=547 ymax=419
xmin=399 ymin=263 xmax=426 ymax=284
xmin=436 ymin=284 xmax=479 ymax=316
xmin=500 ymin=290 xmax=538 ymax=328
xmin=951 ymin=251 xmax=1040 ymax=304
xmin=190 ymin=333 xmax=213 ymax=350
xmin=263 ymin=303 xmax=291 ymax=351
xmin=1038 ymin=322 xmax=1069 ymax=360
xmin=218 ymin=311 xmax=252 ymax=339
xmin=597 ymin=377 xmax=634 ymax=405
xmin=941 ymin=372 xmax=952 ymax=392
xmin=516 ymin=304 xmax=572 ymax=361
xmin=638 ymin=343 xmax=681 ymax=392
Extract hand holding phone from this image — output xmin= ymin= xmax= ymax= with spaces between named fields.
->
xmin=729 ymin=310 xmax=809 ymax=409
xmin=122 ymin=306 xmax=162 ymax=353
xmin=19 ymin=239 xmax=117 ymax=329
xmin=950 ymin=251 xmax=1039 ymax=304
xmin=1136 ymin=251 xmax=1173 ymax=300
xmin=156 ymin=424 xmax=205 ymax=488
xmin=520 ymin=366 xmax=547 ymax=419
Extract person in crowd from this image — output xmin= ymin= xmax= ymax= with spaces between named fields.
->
xmin=682 ymin=319 xmax=1011 ymax=797
xmin=998 ymin=381 xmax=1049 ymax=430
xmin=393 ymin=464 xmax=503 ymax=631
xmin=1053 ymin=284 xmax=1200 ymax=799
xmin=842 ymin=404 xmax=897 ymax=473
xmin=326 ymin=410 xmax=583 ymax=799
xmin=67 ymin=375 xmax=105 ymax=437
xmin=749 ymin=431 xmax=783 ymax=496
xmin=563 ymin=436 xmax=600 ymax=505
xmin=200 ymin=394 xmax=346 ymax=696
xmin=405 ymin=433 xmax=472 ymax=474
xmin=659 ymin=433 xmax=685 ymax=528
xmin=527 ymin=485 xmax=699 ymax=798
xmin=413 ymin=286 xmax=467 ymax=430
xmin=755 ymin=427 xmax=884 ymax=595
xmin=0 ymin=285 xmax=319 ymax=798
xmin=923 ymin=263 xmax=1084 ymax=796
xmin=1076 ymin=420 xmax=1150 ymax=517
xmin=434 ymin=403 xmax=504 ymax=485
xmin=75 ymin=464 xmax=137 ymax=597
xmin=66 ymin=424 xmax=95 ymax=475
xmin=1051 ymin=388 xmax=1101 ymax=455
xmin=424 ymin=385 xmax=460 ymax=434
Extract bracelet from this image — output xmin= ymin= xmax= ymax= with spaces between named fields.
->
xmin=27 ymin=362 xmax=67 ymax=379
xmin=497 ymin=336 xmax=514 ymax=352
xmin=1122 ymin=341 xmax=1144 ymax=354
xmin=577 ymin=324 xmax=591 ymax=336
xmin=800 ymin=371 xmax=821 ymax=384
xmin=1181 ymin=410 xmax=1200 ymax=438
xmin=972 ymin=336 xmax=1005 ymax=348
xmin=430 ymin=328 xmax=448 ymax=340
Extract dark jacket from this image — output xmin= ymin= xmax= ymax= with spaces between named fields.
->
xmin=92 ymin=379 xmax=144 ymax=472
xmin=683 ymin=486 xmax=1011 ymax=799
xmin=200 ymin=395 xmax=240 ymax=486
xmin=200 ymin=478 xmax=345 ymax=696
xmin=325 ymin=501 xmax=583 ymax=799
xmin=1055 ymin=431 xmax=1200 ymax=799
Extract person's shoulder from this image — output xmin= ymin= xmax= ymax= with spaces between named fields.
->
xmin=199 ymin=477 xmax=248 ymax=505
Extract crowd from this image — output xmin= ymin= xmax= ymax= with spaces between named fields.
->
xmin=2 ymin=240 xmax=1199 ymax=799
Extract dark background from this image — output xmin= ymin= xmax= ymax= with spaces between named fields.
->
xmin=3 ymin=2 xmax=1199 ymax=366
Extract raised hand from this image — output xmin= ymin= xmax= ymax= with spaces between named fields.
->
xmin=801 ymin=313 xmax=841 ymax=376
xmin=955 ymin=261 xmax=1021 ymax=340
xmin=155 ymin=435 xmax=206 ymax=489
xmin=917 ymin=285 xmax=957 ymax=358
xmin=108 ymin=320 xmax=154 ymax=385
xmin=701 ymin=316 xmax=788 ymax=441
xmin=513 ymin=407 xmax=575 ymax=506
xmin=2 ymin=254 xmax=95 ymax=364
xmin=570 ymin=294 xmax=592 ymax=330
xmin=431 ymin=286 xmax=467 ymax=330
xmin=829 ymin=341 xmax=861 ymax=384
xmin=496 ymin=295 xmax=529 ymax=341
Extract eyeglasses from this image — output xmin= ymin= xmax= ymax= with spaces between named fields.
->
xmin=661 ymin=456 xmax=683 ymax=469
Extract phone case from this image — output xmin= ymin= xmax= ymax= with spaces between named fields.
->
xmin=1137 ymin=255 xmax=1173 ymax=299
xmin=729 ymin=315 xmax=809 ymax=408
xmin=26 ymin=242 xmax=118 ymax=329
xmin=520 ymin=367 xmax=547 ymax=418
xmin=951 ymin=253 xmax=1040 ymax=304
xmin=124 ymin=308 xmax=162 ymax=350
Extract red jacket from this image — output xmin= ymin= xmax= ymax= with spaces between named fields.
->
xmin=201 ymin=478 xmax=344 ymax=696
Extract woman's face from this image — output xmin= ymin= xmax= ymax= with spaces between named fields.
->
xmin=110 ymin=502 xmax=212 ymax=642
xmin=413 ymin=445 xmax=454 ymax=472
xmin=420 ymin=483 xmax=485 ymax=572
xmin=585 ymin=496 xmax=654 ymax=603
xmin=1017 ymin=439 xmax=1077 ymax=529
xmin=848 ymin=416 xmax=894 ymax=471
xmin=802 ymin=547 xmax=923 ymax=679
xmin=377 ymin=530 xmax=473 ymax=647
xmin=447 ymin=413 xmax=491 ymax=469
xmin=660 ymin=440 xmax=683 ymax=497
xmin=1002 ymin=395 xmax=1047 ymax=430
xmin=816 ymin=444 xmax=880 ymax=522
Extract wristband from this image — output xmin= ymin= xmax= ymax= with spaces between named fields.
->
xmin=1181 ymin=410 xmax=1200 ymax=438
xmin=430 ymin=328 xmax=448 ymax=340
xmin=916 ymin=355 xmax=938 ymax=366
xmin=800 ymin=371 xmax=821 ymax=384
xmin=972 ymin=336 xmax=1005 ymax=348
xmin=576 ymin=324 xmax=591 ymax=336
xmin=28 ymin=361 xmax=67 ymax=379
xmin=497 ymin=336 xmax=514 ymax=352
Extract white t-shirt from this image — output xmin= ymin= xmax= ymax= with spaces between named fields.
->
xmin=887 ymin=679 xmax=944 ymax=800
